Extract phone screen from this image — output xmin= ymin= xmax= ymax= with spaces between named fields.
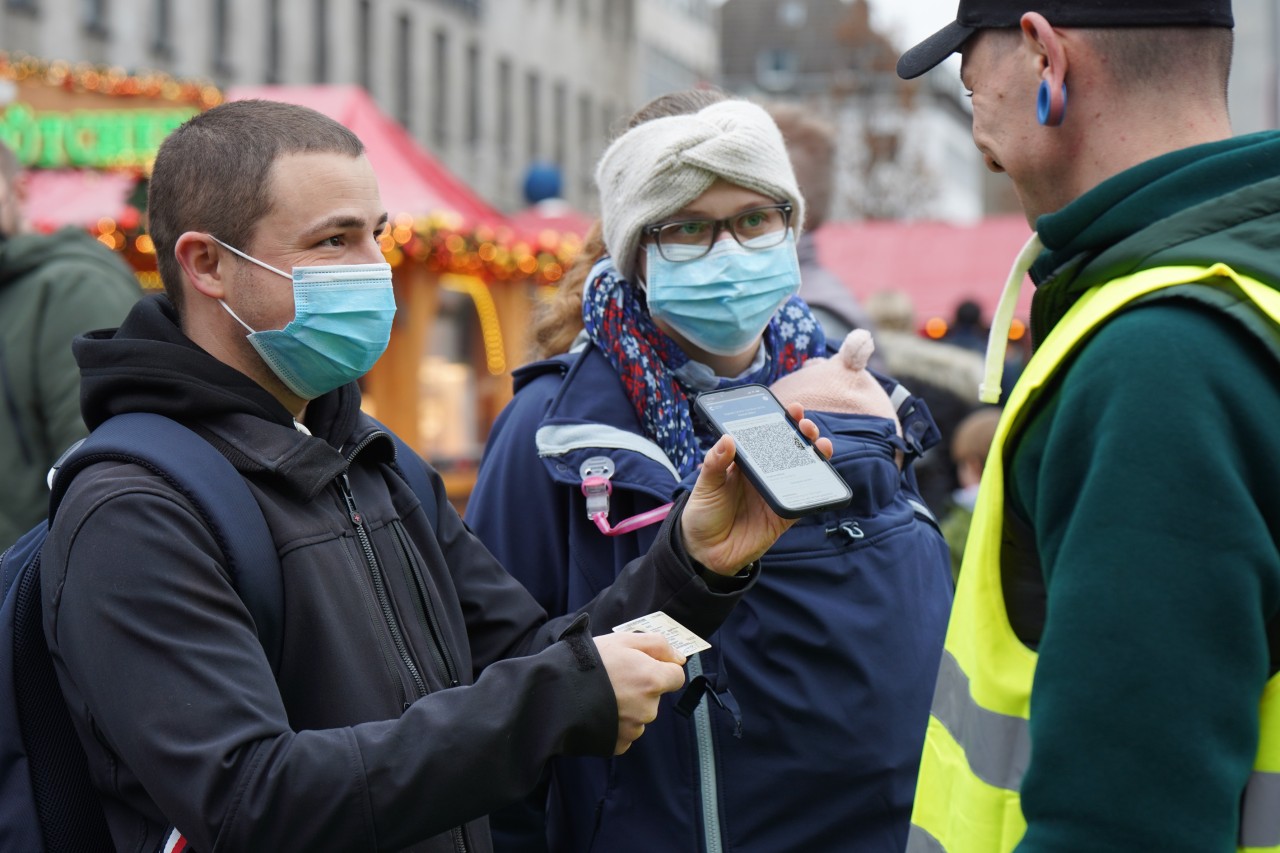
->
xmin=696 ymin=385 xmax=851 ymax=517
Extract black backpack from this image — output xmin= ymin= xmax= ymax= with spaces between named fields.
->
xmin=0 ymin=412 xmax=438 ymax=852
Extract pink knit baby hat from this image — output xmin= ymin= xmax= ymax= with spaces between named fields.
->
xmin=770 ymin=330 xmax=901 ymax=434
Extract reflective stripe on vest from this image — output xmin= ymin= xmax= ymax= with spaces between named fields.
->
xmin=909 ymin=264 xmax=1280 ymax=853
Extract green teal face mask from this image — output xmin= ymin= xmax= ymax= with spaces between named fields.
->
xmin=645 ymin=231 xmax=800 ymax=356
xmin=211 ymin=236 xmax=397 ymax=400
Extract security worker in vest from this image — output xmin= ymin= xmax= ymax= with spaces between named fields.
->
xmin=897 ymin=2 xmax=1280 ymax=851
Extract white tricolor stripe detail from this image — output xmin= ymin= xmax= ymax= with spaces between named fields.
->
xmin=163 ymin=827 xmax=187 ymax=853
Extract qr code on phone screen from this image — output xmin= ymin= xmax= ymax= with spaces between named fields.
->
xmin=734 ymin=422 xmax=812 ymax=473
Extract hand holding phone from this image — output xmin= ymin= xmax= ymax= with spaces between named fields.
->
xmin=693 ymin=384 xmax=851 ymax=519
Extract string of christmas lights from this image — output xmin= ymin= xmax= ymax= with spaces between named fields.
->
xmin=3 ymin=51 xmax=586 ymax=287
xmin=0 ymin=51 xmax=221 ymax=108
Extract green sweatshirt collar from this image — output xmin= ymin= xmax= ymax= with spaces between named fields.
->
xmin=1027 ymin=131 xmax=1280 ymax=342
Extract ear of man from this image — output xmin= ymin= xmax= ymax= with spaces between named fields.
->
xmin=174 ymin=232 xmax=231 ymax=303
xmin=1020 ymin=12 xmax=1068 ymax=104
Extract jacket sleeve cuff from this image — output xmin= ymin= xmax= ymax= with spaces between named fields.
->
xmin=664 ymin=491 xmax=760 ymax=593
xmin=554 ymin=614 xmax=618 ymax=756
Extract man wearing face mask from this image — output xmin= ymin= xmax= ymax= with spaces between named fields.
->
xmin=469 ymin=91 xmax=951 ymax=853
xmin=38 ymin=99 xmax=828 ymax=853
xmin=0 ymin=140 xmax=141 ymax=547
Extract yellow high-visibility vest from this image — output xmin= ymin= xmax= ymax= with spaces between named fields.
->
xmin=908 ymin=264 xmax=1280 ymax=853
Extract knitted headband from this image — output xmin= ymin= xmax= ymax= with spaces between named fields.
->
xmin=595 ymin=99 xmax=805 ymax=283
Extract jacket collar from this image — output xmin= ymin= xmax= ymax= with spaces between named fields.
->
xmin=515 ymin=345 xmax=689 ymax=497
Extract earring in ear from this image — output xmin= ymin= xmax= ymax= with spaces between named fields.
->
xmin=1037 ymin=80 xmax=1067 ymax=126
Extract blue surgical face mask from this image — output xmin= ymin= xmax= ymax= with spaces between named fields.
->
xmin=644 ymin=231 xmax=801 ymax=356
xmin=210 ymin=236 xmax=397 ymax=400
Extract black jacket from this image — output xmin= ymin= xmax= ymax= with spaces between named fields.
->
xmin=41 ymin=295 xmax=752 ymax=853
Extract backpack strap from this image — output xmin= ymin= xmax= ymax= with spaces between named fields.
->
xmin=50 ymin=413 xmax=284 ymax=676
xmin=370 ymin=418 xmax=440 ymax=533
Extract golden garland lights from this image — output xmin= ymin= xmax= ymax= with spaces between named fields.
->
xmin=0 ymin=51 xmax=222 ymax=108
xmin=2 ymin=51 xmax=582 ymax=289
xmin=97 ymin=211 xmax=585 ymax=291
xmin=378 ymin=213 xmax=584 ymax=288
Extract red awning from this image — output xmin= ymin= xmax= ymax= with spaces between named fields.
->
xmin=226 ymin=85 xmax=506 ymax=229
xmin=22 ymin=169 xmax=138 ymax=232
xmin=812 ymin=215 xmax=1036 ymax=323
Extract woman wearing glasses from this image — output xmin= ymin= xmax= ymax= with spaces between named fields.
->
xmin=468 ymin=91 xmax=952 ymax=853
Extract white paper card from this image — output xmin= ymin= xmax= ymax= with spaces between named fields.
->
xmin=611 ymin=611 xmax=711 ymax=657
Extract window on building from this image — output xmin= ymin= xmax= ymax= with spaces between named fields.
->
xmin=358 ymin=0 xmax=372 ymax=92
xmin=432 ymin=29 xmax=449 ymax=148
xmin=756 ymin=48 xmax=798 ymax=91
xmin=151 ymin=0 xmax=172 ymax=56
xmin=552 ymin=81 xmax=567 ymax=166
xmin=778 ymin=0 xmax=806 ymax=28
xmin=621 ymin=0 xmax=635 ymax=37
xmin=83 ymin=0 xmax=108 ymax=36
xmin=601 ymin=101 xmax=617 ymax=144
xmin=525 ymin=71 xmax=541 ymax=160
xmin=466 ymin=43 xmax=481 ymax=145
xmin=578 ymin=91 xmax=593 ymax=198
xmin=314 ymin=0 xmax=329 ymax=83
xmin=213 ymin=0 xmax=231 ymax=76
xmin=497 ymin=58 xmax=513 ymax=164
xmin=265 ymin=0 xmax=282 ymax=83
xmin=6 ymin=0 xmax=39 ymax=15
xmin=396 ymin=14 xmax=413 ymax=129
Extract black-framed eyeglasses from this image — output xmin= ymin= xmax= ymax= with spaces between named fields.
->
xmin=641 ymin=202 xmax=793 ymax=263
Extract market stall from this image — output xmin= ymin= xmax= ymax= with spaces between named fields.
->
xmin=1 ymin=57 xmax=584 ymax=504
xmin=0 ymin=51 xmax=218 ymax=283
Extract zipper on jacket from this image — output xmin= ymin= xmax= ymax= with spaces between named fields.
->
xmin=339 ymin=472 xmax=428 ymax=700
xmin=391 ymin=521 xmax=460 ymax=687
xmin=686 ymin=653 xmax=725 ymax=853
xmin=348 ymin=434 xmax=469 ymax=853
xmin=825 ymin=520 xmax=865 ymax=542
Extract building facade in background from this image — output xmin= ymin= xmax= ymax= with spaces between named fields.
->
xmin=719 ymin=0 xmax=984 ymax=222
xmin=1228 ymin=0 xmax=1279 ymax=135
xmin=0 ymin=0 xmax=719 ymax=214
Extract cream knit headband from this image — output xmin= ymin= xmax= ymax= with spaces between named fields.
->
xmin=595 ymin=99 xmax=805 ymax=283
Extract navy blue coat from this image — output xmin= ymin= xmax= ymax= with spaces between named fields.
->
xmin=468 ymin=343 xmax=953 ymax=852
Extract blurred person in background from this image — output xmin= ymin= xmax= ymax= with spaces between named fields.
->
xmin=766 ymin=102 xmax=878 ymax=344
xmin=864 ymin=289 xmax=985 ymax=514
xmin=0 ymin=140 xmax=141 ymax=546
xmin=897 ymin=0 xmax=1280 ymax=850
xmin=469 ymin=89 xmax=952 ymax=853
xmin=937 ymin=405 xmax=1002 ymax=582
xmin=942 ymin=297 xmax=989 ymax=353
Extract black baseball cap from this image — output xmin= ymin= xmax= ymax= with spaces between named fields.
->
xmin=896 ymin=0 xmax=1235 ymax=79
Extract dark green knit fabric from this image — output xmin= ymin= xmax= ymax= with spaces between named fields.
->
xmin=1006 ymin=131 xmax=1280 ymax=852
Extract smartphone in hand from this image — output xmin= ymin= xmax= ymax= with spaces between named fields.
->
xmin=693 ymin=384 xmax=852 ymax=519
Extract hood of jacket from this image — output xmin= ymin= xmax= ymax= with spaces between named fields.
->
xmin=0 ymin=227 xmax=129 ymax=285
xmin=72 ymin=293 xmax=373 ymax=499
xmin=1028 ymin=130 xmax=1280 ymax=342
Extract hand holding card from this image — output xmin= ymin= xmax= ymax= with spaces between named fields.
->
xmin=612 ymin=611 xmax=711 ymax=657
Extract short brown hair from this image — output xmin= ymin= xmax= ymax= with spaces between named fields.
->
xmin=950 ymin=406 xmax=1002 ymax=467
xmin=1083 ymin=26 xmax=1233 ymax=101
xmin=766 ymin=103 xmax=836 ymax=230
xmin=147 ymin=99 xmax=364 ymax=312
